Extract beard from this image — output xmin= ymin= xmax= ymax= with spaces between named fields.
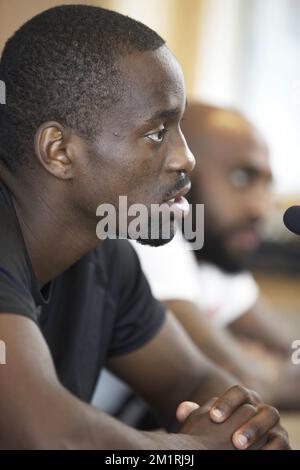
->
xmin=137 ymin=173 xmax=190 ymax=247
xmin=193 ymin=225 xmax=252 ymax=273
xmin=126 ymin=173 xmax=189 ymax=247
xmin=136 ymin=212 xmax=176 ymax=247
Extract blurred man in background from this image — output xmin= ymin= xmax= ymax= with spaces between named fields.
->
xmin=130 ymin=103 xmax=300 ymax=410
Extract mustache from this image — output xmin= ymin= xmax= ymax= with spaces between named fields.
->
xmin=163 ymin=174 xmax=191 ymax=201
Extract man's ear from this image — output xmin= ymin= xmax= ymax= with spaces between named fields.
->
xmin=34 ymin=121 xmax=74 ymax=179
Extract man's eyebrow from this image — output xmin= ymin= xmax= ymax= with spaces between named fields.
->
xmin=146 ymin=100 xmax=187 ymax=123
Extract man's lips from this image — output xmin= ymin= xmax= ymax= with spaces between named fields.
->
xmin=231 ymin=227 xmax=260 ymax=250
xmin=164 ymin=183 xmax=191 ymax=218
xmin=168 ymin=196 xmax=190 ymax=218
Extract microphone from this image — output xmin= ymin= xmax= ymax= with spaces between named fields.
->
xmin=283 ymin=205 xmax=300 ymax=236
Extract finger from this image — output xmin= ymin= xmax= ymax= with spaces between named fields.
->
xmin=176 ymin=397 xmax=218 ymax=423
xmin=262 ymin=429 xmax=291 ymax=450
xmin=210 ymin=385 xmax=261 ymax=423
xmin=176 ymin=401 xmax=200 ymax=423
xmin=232 ymin=405 xmax=280 ymax=450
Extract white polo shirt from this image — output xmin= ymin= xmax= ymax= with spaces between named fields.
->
xmin=130 ymin=231 xmax=259 ymax=327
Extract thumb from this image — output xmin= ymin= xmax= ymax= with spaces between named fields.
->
xmin=176 ymin=401 xmax=200 ymax=423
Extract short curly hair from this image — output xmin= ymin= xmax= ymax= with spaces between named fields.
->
xmin=0 ymin=4 xmax=165 ymax=171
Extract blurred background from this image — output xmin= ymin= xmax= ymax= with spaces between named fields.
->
xmin=1 ymin=0 xmax=300 ymax=448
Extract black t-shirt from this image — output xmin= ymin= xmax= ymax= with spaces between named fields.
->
xmin=0 ymin=182 xmax=166 ymax=402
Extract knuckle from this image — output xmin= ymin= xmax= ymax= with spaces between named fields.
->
xmin=231 ymin=384 xmax=249 ymax=399
xmin=269 ymin=428 xmax=290 ymax=450
xmin=278 ymin=428 xmax=289 ymax=442
xmin=241 ymin=403 xmax=257 ymax=416
xmin=238 ymin=403 xmax=257 ymax=424
xmin=249 ymin=390 xmax=262 ymax=404
xmin=270 ymin=406 xmax=280 ymax=422
xmin=232 ymin=384 xmax=245 ymax=394
xmin=264 ymin=405 xmax=280 ymax=423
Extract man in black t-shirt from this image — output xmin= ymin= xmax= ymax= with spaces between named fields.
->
xmin=0 ymin=5 xmax=289 ymax=449
xmin=0 ymin=182 xmax=166 ymax=402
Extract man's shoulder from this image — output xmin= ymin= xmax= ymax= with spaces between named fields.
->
xmin=0 ymin=197 xmax=24 ymax=256
xmin=0 ymin=194 xmax=37 ymax=320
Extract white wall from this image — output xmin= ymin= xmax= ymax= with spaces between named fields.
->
xmin=194 ymin=0 xmax=300 ymax=195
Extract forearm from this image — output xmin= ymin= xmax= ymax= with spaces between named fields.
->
xmin=266 ymin=361 xmax=300 ymax=410
xmin=81 ymin=413 xmax=204 ymax=450
xmin=62 ymin=399 xmax=201 ymax=450
xmin=4 ymin=384 xmax=203 ymax=450
xmin=162 ymin=301 xmax=285 ymax=406
xmin=164 ymin=300 xmax=257 ymax=379
xmin=187 ymin=360 xmax=239 ymax=406
xmin=230 ymin=300 xmax=297 ymax=356
xmin=46 ymin=396 xmax=152 ymax=450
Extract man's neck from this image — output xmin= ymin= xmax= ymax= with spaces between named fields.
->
xmin=1 ymin=170 xmax=101 ymax=287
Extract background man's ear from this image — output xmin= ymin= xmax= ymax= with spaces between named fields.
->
xmin=34 ymin=122 xmax=74 ymax=179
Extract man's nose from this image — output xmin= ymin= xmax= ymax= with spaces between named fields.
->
xmin=165 ymin=138 xmax=195 ymax=175
xmin=248 ymin=190 xmax=271 ymax=220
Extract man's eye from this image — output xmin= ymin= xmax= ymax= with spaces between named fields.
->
xmin=229 ymin=169 xmax=251 ymax=188
xmin=146 ymin=126 xmax=168 ymax=143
